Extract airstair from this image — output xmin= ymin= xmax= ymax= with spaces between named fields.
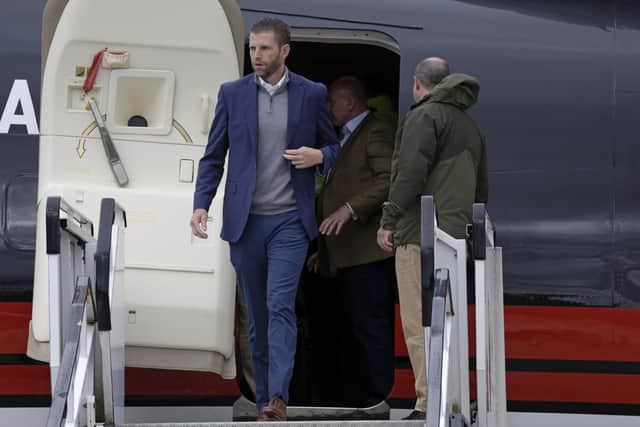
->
xmin=45 ymin=196 xmax=126 ymax=427
xmin=45 ymin=195 xmax=505 ymax=427
xmin=421 ymin=196 xmax=507 ymax=427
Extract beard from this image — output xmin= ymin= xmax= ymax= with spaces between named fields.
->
xmin=253 ymin=57 xmax=282 ymax=81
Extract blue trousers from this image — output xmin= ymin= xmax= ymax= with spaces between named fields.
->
xmin=229 ymin=210 xmax=309 ymax=410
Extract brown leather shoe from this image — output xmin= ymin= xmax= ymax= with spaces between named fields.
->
xmin=258 ymin=396 xmax=287 ymax=421
xmin=256 ymin=408 xmax=269 ymax=421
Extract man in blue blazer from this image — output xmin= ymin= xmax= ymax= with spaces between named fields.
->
xmin=190 ymin=18 xmax=339 ymax=420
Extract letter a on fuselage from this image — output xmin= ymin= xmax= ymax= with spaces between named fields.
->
xmin=0 ymin=79 xmax=39 ymax=135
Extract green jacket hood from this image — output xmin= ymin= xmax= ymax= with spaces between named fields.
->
xmin=417 ymin=73 xmax=480 ymax=111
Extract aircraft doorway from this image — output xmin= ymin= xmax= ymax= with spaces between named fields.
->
xmin=243 ymin=35 xmax=401 ymax=130
xmin=240 ymin=33 xmax=401 ymax=410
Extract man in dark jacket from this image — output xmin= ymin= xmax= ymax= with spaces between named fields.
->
xmin=308 ymin=76 xmax=395 ymax=407
xmin=377 ymin=57 xmax=488 ymax=419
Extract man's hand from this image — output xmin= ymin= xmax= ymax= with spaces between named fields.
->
xmin=191 ymin=208 xmax=209 ymax=239
xmin=283 ymin=146 xmax=324 ymax=169
xmin=377 ymin=227 xmax=394 ymax=252
xmin=319 ymin=205 xmax=352 ymax=236
xmin=307 ymin=252 xmax=320 ymax=274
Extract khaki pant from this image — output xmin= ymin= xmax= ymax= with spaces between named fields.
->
xmin=395 ymin=244 xmax=429 ymax=412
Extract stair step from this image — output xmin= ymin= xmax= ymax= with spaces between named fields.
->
xmin=122 ymin=421 xmax=426 ymax=427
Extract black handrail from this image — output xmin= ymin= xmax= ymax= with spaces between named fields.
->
xmin=46 ymin=276 xmax=95 ymax=427
xmin=95 ymin=198 xmax=126 ymax=332
xmin=472 ymin=204 xmax=487 ymax=261
xmin=472 ymin=203 xmax=496 ymax=261
xmin=46 ymin=196 xmax=94 ymax=255
xmin=420 ymin=195 xmax=436 ymax=327
xmin=426 ymin=268 xmax=452 ymax=427
xmin=45 ymin=197 xmax=62 ymax=255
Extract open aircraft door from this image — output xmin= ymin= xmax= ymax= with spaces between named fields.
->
xmin=28 ymin=0 xmax=244 ymax=380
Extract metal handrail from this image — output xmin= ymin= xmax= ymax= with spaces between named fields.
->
xmin=95 ymin=198 xmax=126 ymax=332
xmin=45 ymin=196 xmax=126 ymax=426
xmin=46 ymin=276 xmax=95 ymax=427
xmin=472 ymin=202 xmax=506 ymax=427
xmin=94 ymin=198 xmax=127 ymax=426
xmin=426 ymin=268 xmax=453 ymax=427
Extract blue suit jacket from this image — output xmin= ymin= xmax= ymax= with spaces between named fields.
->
xmin=194 ymin=71 xmax=340 ymax=243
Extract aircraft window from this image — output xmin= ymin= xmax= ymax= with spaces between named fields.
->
xmin=3 ymin=174 xmax=37 ymax=251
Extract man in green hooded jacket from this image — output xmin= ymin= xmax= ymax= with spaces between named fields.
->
xmin=377 ymin=57 xmax=488 ymax=419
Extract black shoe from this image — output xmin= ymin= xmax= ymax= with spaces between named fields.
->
xmin=402 ymin=410 xmax=426 ymax=420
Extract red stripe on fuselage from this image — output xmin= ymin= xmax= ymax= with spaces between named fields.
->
xmin=4 ymin=302 xmax=640 ymax=405
xmin=0 ymin=366 xmax=50 ymax=395
xmin=125 ymin=367 xmax=240 ymax=396
xmin=502 ymin=306 xmax=640 ymax=361
xmin=394 ymin=305 xmax=409 ymax=357
xmin=467 ymin=305 xmax=640 ymax=362
xmin=397 ymin=304 xmax=640 ymax=363
xmin=389 ymin=369 xmax=416 ymax=399
xmin=0 ymin=303 xmax=31 ymax=354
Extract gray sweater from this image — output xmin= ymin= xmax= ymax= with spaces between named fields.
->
xmin=250 ymin=81 xmax=297 ymax=215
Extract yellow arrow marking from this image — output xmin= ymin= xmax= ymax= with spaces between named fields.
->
xmin=77 ymin=139 xmax=87 ymax=158
xmin=172 ymin=119 xmax=193 ymax=144
xmin=77 ymin=114 xmax=106 ymax=159
xmin=76 ymin=116 xmax=192 ymax=159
